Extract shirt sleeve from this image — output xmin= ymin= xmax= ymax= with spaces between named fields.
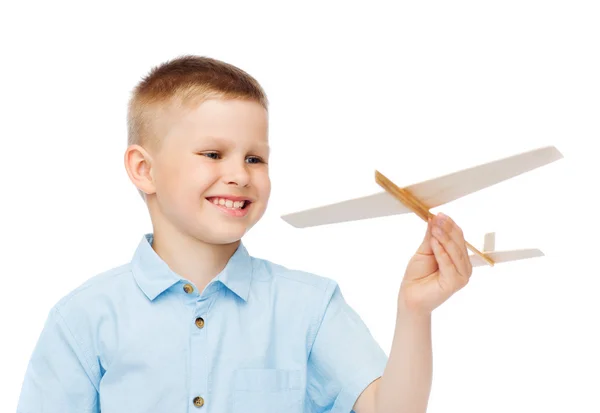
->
xmin=306 ymin=280 xmax=388 ymax=413
xmin=16 ymin=306 xmax=100 ymax=413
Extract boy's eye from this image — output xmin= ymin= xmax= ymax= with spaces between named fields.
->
xmin=202 ymin=152 xmax=220 ymax=159
xmin=246 ymin=156 xmax=265 ymax=164
xmin=200 ymin=152 xmax=266 ymax=164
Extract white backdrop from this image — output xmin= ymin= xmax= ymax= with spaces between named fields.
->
xmin=1 ymin=1 xmax=598 ymax=412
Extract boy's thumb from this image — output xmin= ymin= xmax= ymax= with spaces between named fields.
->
xmin=416 ymin=218 xmax=434 ymax=255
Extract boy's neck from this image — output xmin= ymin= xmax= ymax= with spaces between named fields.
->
xmin=150 ymin=228 xmax=240 ymax=294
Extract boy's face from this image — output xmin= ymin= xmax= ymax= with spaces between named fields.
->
xmin=142 ymin=98 xmax=271 ymax=245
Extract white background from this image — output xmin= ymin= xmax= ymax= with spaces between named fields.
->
xmin=1 ymin=1 xmax=598 ymax=412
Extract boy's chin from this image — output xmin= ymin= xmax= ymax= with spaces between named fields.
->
xmin=201 ymin=226 xmax=251 ymax=245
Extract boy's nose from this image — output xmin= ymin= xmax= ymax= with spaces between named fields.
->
xmin=222 ymin=165 xmax=251 ymax=187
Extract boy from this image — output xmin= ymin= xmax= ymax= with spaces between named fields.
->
xmin=16 ymin=55 xmax=472 ymax=413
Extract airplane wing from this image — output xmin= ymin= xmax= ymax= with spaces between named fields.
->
xmin=279 ymin=191 xmax=411 ymax=228
xmin=281 ymin=145 xmax=562 ymax=228
xmin=469 ymin=248 xmax=544 ymax=267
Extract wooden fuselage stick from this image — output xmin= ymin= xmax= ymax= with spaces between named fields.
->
xmin=375 ymin=170 xmax=495 ymax=266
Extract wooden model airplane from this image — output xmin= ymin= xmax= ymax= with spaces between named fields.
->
xmin=280 ymin=146 xmax=563 ymax=267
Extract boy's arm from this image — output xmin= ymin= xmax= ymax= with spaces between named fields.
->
xmin=17 ymin=307 xmax=100 ymax=413
xmin=353 ymin=301 xmax=432 ymax=413
xmin=356 ymin=213 xmax=471 ymax=413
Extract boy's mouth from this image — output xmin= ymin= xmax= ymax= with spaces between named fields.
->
xmin=205 ymin=196 xmax=252 ymax=210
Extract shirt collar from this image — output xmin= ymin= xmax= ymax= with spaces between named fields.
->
xmin=131 ymin=233 xmax=253 ymax=302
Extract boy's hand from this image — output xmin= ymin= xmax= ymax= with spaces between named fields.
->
xmin=398 ymin=212 xmax=473 ymax=315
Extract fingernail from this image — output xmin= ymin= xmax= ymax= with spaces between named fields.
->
xmin=436 ymin=213 xmax=446 ymax=226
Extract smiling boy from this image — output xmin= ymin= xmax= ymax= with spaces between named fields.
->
xmin=16 ymin=55 xmax=472 ymax=413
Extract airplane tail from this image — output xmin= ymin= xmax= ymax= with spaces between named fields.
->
xmin=483 ymin=232 xmax=495 ymax=252
xmin=469 ymin=232 xmax=544 ymax=267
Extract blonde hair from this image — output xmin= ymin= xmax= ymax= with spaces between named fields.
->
xmin=126 ymin=55 xmax=269 ymax=201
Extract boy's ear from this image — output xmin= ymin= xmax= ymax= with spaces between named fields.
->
xmin=124 ymin=145 xmax=156 ymax=196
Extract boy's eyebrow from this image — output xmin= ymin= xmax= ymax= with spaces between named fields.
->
xmin=198 ymin=135 xmax=270 ymax=153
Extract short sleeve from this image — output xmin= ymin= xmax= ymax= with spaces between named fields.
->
xmin=16 ymin=307 xmax=100 ymax=413
xmin=306 ymin=281 xmax=388 ymax=413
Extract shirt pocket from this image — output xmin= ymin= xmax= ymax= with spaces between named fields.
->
xmin=231 ymin=368 xmax=303 ymax=412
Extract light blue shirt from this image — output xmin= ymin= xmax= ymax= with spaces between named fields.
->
xmin=17 ymin=233 xmax=388 ymax=413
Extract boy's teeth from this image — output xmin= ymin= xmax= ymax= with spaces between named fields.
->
xmin=210 ymin=197 xmax=246 ymax=209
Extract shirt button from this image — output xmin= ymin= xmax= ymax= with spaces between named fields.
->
xmin=193 ymin=396 xmax=204 ymax=407
xmin=195 ymin=317 xmax=205 ymax=329
xmin=183 ymin=284 xmax=194 ymax=294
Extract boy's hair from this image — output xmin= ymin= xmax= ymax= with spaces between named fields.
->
xmin=126 ymin=55 xmax=269 ymax=201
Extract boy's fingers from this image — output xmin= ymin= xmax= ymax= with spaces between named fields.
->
xmin=433 ymin=214 xmax=471 ymax=278
xmin=446 ymin=216 xmax=470 ymax=271
xmin=430 ymin=236 xmax=456 ymax=281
